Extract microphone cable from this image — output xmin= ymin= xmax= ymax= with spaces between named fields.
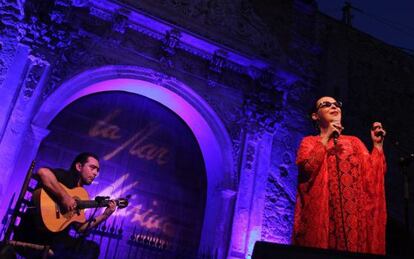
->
xmin=333 ymin=137 xmax=350 ymax=251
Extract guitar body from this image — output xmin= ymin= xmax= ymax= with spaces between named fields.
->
xmin=36 ymin=184 xmax=89 ymax=233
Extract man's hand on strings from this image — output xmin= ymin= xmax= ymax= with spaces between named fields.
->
xmin=103 ymin=200 xmax=116 ymax=218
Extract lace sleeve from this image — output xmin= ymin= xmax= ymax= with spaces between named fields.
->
xmin=296 ymin=136 xmax=327 ymax=182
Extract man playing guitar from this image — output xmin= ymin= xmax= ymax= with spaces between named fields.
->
xmin=14 ymin=152 xmax=116 ymax=258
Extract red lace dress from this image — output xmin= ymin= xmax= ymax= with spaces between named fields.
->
xmin=293 ymin=135 xmax=386 ymax=254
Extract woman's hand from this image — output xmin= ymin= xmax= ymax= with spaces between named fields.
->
xmin=371 ymin=122 xmax=386 ymax=149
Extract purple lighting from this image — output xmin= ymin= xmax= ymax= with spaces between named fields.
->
xmin=0 ymin=0 xmax=307 ymax=256
xmin=31 ymin=66 xmax=237 ymax=257
xmin=39 ymin=78 xmax=225 ymax=185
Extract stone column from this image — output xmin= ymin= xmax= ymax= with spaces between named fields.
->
xmin=216 ymin=189 xmax=237 ymax=258
xmin=227 ymin=125 xmax=273 ymax=258
xmin=0 ymin=52 xmax=49 ymax=217
xmin=228 ymin=70 xmax=284 ymax=258
xmin=0 ymin=44 xmax=31 ymax=143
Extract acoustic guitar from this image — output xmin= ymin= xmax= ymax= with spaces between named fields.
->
xmin=33 ymin=183 xmax=128 ymax=233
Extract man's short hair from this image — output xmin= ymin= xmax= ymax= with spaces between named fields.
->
xmin=70 ymin=152 xmax=99 ymax=172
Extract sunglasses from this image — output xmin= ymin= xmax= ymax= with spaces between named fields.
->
xmin=371 ymin=124 xmax=383 ymax=131
xmin=317 ymin=101 xmax=342 ymax=110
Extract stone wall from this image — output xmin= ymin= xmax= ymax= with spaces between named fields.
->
xmin=1 ymin=0 xmax=412 ymax=258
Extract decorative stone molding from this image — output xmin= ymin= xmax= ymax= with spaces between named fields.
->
xmin=262 ymin=168 xmax=296 ymax=244
xmin=51 ymin=0 xmax=73 ymax=24
xmin=0 ymin=46 xmax=7 ymax=86
xmin=89 ymin=6 xmax=113 ymax=21
xmin=128 ymin=0 xmax=285 ymax=63
xmin=0 ymin=0 xmax=25 ymax=27
xmin=8 ymin=0 xmax=299 ymax=105
xmin=243 ymin=77 xmax=285 ymax=134
xmin=161 ymin=29 xmax=181 ymax=56
xmin=23 ymin=55 xmax=48 ymax=99
xmin=159 ymin=28 xmax=181 ymax=67
xmin=209 ymin=49 xmax=228 ymax=74
xmin=71 ymin=0 xmax=89 ymax=7
xmin=112 ymin=14 xmax=128 ymax=34
xmin=83 ymin=0 xmax=289 ymax=76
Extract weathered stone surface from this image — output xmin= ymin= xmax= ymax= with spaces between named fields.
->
xmin=0 ymin=0 xmax=412 ymax=257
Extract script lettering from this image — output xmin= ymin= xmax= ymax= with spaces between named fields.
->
xmin=89 ymin=110 xmax=170 ymax=165
xmin=89 ymin=109 xmax=122 ymax=139
xmin=129 ymin=204 xmax=174 ymax=235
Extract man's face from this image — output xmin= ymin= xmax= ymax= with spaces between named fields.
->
xmin=76 ymin=156 xmax=100 ymax=185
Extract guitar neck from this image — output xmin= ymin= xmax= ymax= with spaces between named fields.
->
xmin=77 ymin=200 xmax=110 ymax=209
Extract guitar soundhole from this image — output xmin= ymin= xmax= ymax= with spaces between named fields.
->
xmin=55 ymin=203 xmax=60 ymax=219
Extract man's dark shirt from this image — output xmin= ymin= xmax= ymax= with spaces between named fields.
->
xmin=50 ymin=168 xmax=81 ymax=189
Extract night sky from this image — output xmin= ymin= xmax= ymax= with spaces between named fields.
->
xmin=316 ymin=0 xmax=414 ymax=54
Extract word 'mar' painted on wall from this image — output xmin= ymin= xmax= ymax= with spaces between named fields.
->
xmin=89 ymin=109 xmax=169 ymax=165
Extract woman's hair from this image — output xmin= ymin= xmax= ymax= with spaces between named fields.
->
xmin=70 ymin=152 xmax=99 ymax=171
xmin=309 ymin=98 xmax=320 ymax=131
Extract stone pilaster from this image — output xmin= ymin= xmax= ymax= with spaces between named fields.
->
xmin=228 ymin=75 xmax=284 ymax=258
xmin=0 ymin=52 xmax=49 ymax=209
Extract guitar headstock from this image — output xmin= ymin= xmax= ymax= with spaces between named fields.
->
xmin=116 ymin=198 xmax=129 ymax=209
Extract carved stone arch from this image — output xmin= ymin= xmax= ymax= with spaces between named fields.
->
xmin=31 ymin=65 xmax=236 ymax=257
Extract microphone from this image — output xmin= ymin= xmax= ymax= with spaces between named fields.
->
xmin=333 ymin=131 xmax=339 ymax=145
xmin=375 ymin=131 xmax=384 ymax=137
xmin=332 ymin=119 xmax=343 ymax=145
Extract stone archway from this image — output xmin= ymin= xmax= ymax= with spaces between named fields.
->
xmin=30 ymin=65 xmax=237 ymax=257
